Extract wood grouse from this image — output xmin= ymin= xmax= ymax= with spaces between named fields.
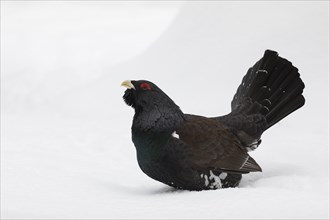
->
xmin=121 ymin=50 xmax=305 ymax=191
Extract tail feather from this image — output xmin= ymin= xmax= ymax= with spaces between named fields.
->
xmin=267 ymin=95 xmax=305 ymax=128
xmin=266 ymin=78 xmax=305 ymax=128
xmin=247 ymin=70 xmax=268 ymax=99
xmin=258 ymin=50 xmax=278 ymax=71
xmin=230 ymin=49 xmax=305 ymax=134
xmin=267 ymin=61 xmax=293 ymax=91
xmin=269 ymin=69 xmax=299 ymax=102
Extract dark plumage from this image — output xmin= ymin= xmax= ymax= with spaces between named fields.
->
xmin=121 ymin=50 xmax=305 ymax=190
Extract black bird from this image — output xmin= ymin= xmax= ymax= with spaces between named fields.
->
xmin=121 ymin=50 xmax=305 ymax=190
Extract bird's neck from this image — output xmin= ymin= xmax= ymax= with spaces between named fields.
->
xmin=132 ymin=105 xmax=184 ymax=132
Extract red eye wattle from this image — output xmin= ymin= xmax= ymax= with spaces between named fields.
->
xmin=140 ymin=83 xmax=151 ymax=91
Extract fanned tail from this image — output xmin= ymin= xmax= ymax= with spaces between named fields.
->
xmin=231 ymin=50 xmax=305 ymax=132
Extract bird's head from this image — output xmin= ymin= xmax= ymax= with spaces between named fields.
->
xmin=121 ymin=80 xmax=178 ymax=110
xmin=121 ymin=80 xmax=184 ymax=131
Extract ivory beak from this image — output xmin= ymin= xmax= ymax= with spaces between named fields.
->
xmin=121 ymin=80 xmax=135 ymax=90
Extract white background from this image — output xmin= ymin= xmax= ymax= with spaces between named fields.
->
xmin=1 ymin=1 xmax=329 ymax=219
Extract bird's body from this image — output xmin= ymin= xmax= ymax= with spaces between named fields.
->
xmin=134 ymin=114 xmax=253 ymax=190
xmin=121 ymin=50 xmax=305 ymax=190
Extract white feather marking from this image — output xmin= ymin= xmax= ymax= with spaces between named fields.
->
xmin=172 ymin=131 xmax=179 ymax=139
xmin=240 ymin=157 xmax=250 ymax=169
xmin=203 ymin=175 xmax=209 ymax=186
xmin=247 ymin=140 xmax=259 ymax=152
xmin=219 ymin=172 xmax=227 ymax=180
xmin=209 ymin=171 xmax=222 ymax=189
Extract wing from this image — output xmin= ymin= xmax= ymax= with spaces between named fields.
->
xmin=176 ymin=115 xmax=262 ymax=174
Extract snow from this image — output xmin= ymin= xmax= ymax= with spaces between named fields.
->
xmin=1 ymin=1 xmax=329 ymax=219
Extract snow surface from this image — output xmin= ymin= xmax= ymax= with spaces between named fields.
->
xmin=1 ymin=1 xmax=329 ymax=219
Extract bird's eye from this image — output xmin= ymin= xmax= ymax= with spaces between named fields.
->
xmin=140 ymin=83 xmax=151 ymax=91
